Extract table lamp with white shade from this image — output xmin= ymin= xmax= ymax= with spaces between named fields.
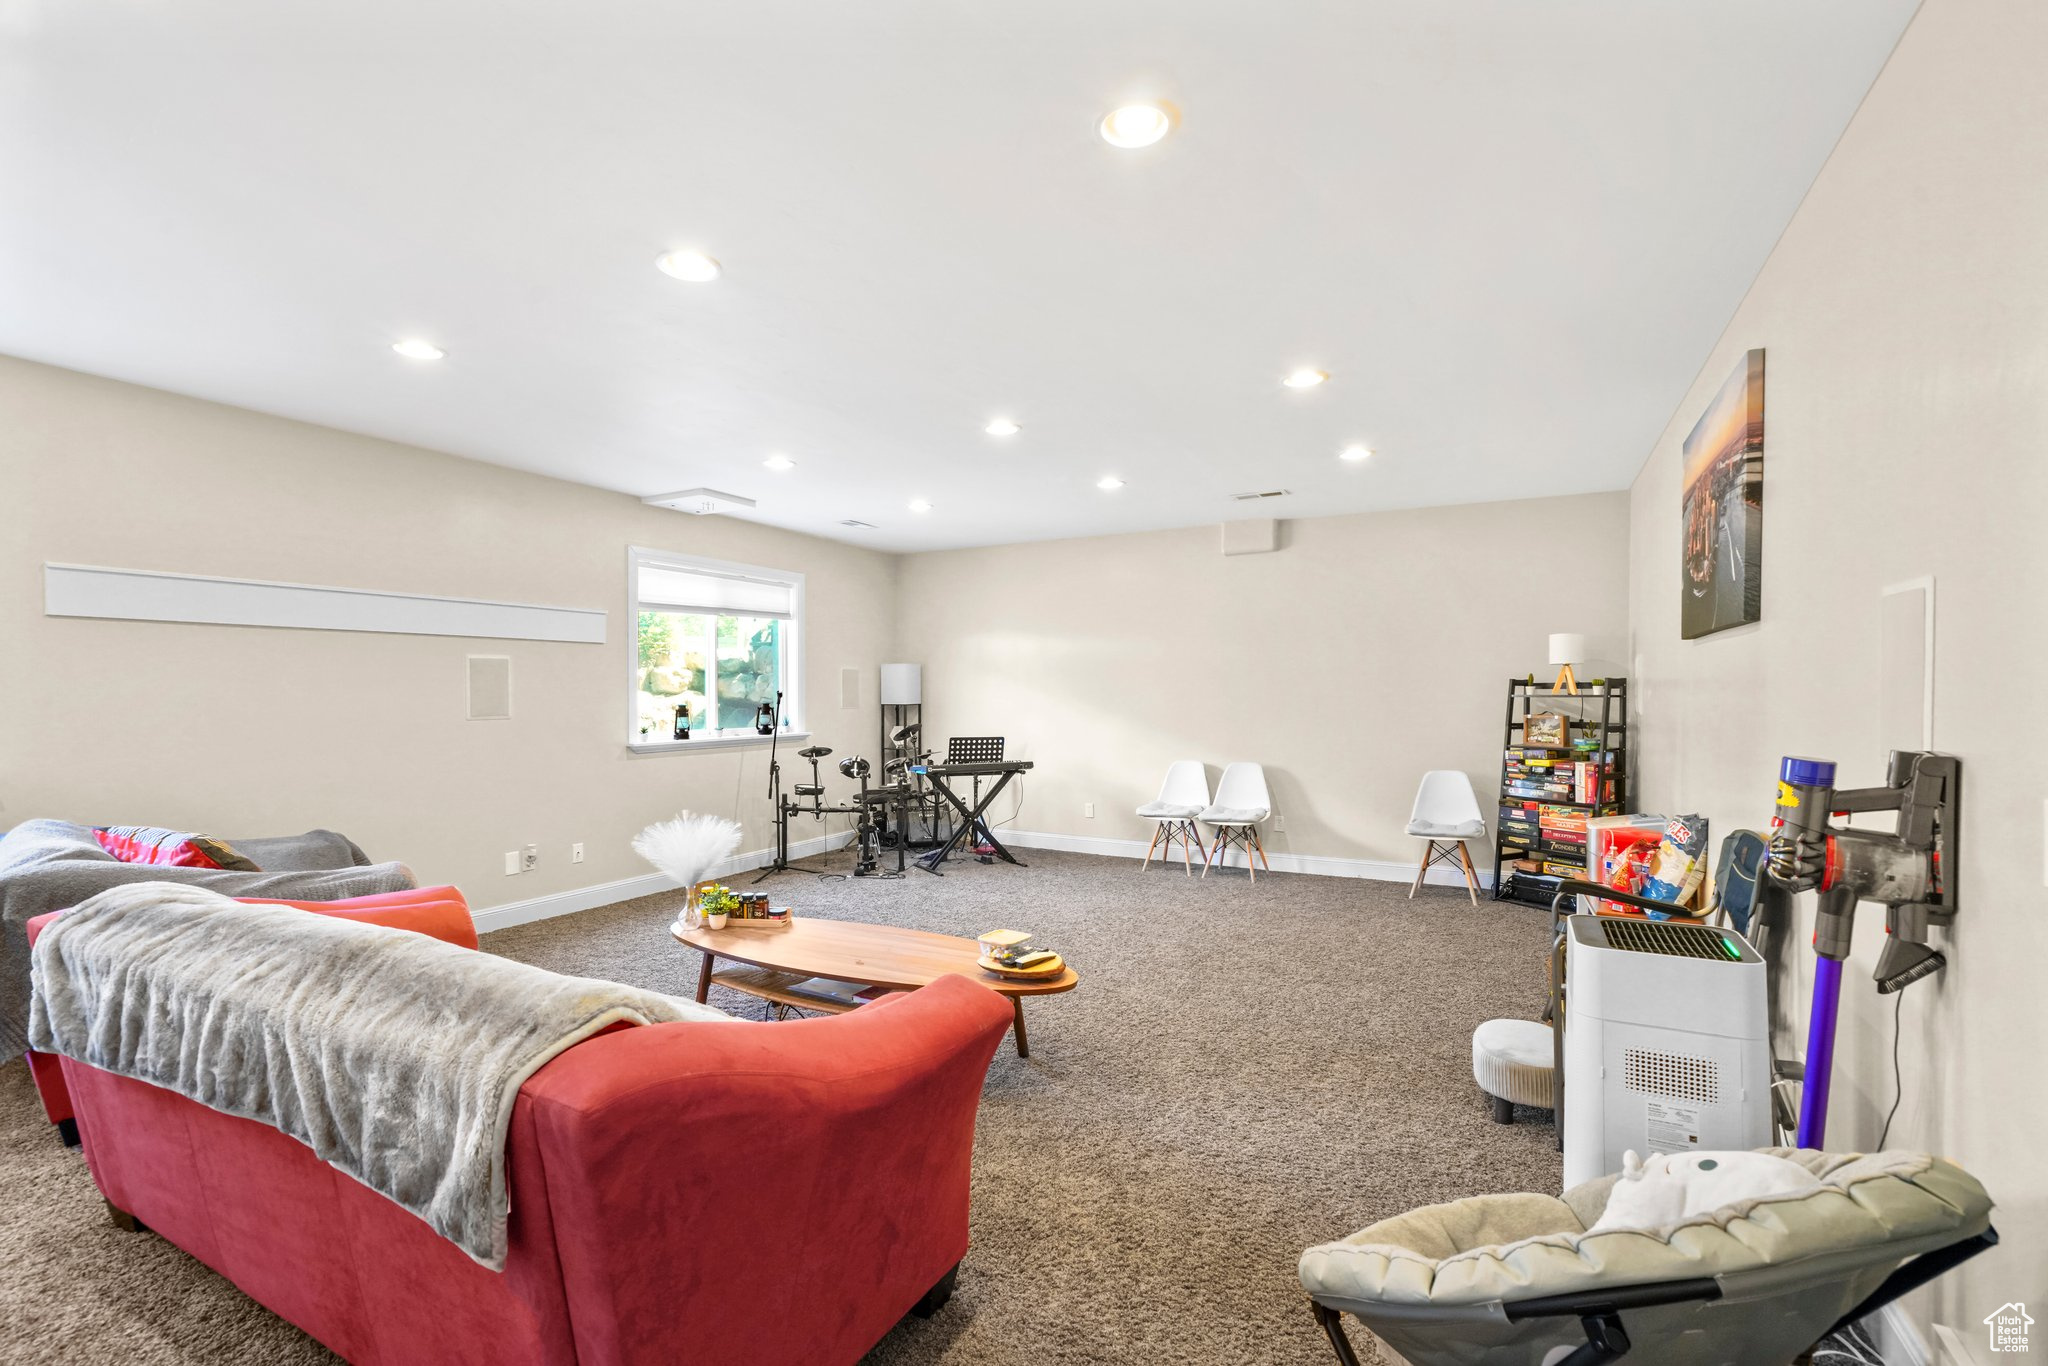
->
xmin=1549 ymin=633 xmax=1586 ymax=695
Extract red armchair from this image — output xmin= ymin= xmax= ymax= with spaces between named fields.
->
xmin=47 ymin=919 xmax=1015 ymax=1364
xmin=24 ymin=886 xmax=476 ymax=1143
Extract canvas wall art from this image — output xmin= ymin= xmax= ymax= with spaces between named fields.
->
xmin=1681 ymin=348 xmax=1765 ymax=639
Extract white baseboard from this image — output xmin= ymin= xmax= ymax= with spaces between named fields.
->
xmin=992 ymin=828 xmax=1496 ymax=890
xmin=472 ymin=829 xmax=856 ymax=933
xmin=1877 ymin=1305 xmax=1935 ymax=1366
xmin=475 ymin=826 xmax=1489 ymax=933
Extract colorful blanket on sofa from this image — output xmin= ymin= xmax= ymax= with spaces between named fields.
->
xmin=0 ymin=819 xmax=414 ymax=1056
xmin=27 ymin=882 xmax=725 ymax=1269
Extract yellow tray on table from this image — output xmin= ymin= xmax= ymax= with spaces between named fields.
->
xmin=978 ymin=952 xmax=1066 ymax=981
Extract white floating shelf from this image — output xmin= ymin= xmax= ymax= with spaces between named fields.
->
xmin=43 ymin=563 xmax=606 ymax=644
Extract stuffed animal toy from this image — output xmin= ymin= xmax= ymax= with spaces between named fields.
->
xmin=1589 ymin=1149 xmax=1820 ymax=1234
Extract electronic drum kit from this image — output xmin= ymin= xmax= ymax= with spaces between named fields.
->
xmin=758 ymin=725 xmax=933 ymax=880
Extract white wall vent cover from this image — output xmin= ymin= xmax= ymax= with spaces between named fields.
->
xmin=642 ymin=488 xmax=757 ymax=516
xmin=1221 ymin=519 xmax=1280 ymax=557
xmin=467 ymin=655 xmax=513 ymax=720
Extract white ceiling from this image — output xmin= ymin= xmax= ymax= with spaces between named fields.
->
xmin=0 ymin=1 xmax=1917 ymax=552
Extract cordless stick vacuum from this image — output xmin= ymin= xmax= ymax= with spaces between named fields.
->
xmin=1766 ymin=751 xmax=1959 ymax=1147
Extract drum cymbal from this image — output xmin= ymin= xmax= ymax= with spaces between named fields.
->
xmin=797 ymin=745 xmax=833 ymax=759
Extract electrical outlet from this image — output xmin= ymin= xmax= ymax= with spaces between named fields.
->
xmin=522 ymin=843 xmax=539 ymax=872
xmin=504 ymin=851 xmax=520 ymax=876
xmin=1084 ymin=802 xmax=1095 ymax=818
xmin=1275 ymin=814 xmax=1286 ymax=832
xmin=571 ymin=842 xmax=585 ymax=864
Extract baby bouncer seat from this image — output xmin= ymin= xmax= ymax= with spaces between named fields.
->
xmin=1299 ymin=1150 xmax=1993 ymax=1366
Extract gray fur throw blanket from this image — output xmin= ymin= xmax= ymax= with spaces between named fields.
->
xmin=28 ymin=882 xmax=725 ymax=1269
xmin=0 ymin=818 xmax=415 ymax=1056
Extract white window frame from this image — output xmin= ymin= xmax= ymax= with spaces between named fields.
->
xmin=626 ymin=546 xmax=806 ymax=754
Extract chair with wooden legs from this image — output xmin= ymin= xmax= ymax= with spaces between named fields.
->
xmin=1199 ymin=762 xmax=1273 ymax=882
xmin=1136 ymin=760 xmax=1211 ymax=875
xmin=1405 ymin=769 xmax=1486 ymax=905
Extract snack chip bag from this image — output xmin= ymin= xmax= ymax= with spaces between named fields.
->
xmin=1640 ymin=813 xmax=1708 ymax=910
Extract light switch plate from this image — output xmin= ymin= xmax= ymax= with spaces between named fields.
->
xmin=504 ymin=851 xmax=520 ymax=876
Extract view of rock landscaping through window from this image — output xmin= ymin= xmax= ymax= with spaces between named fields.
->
xmin=636 ymin=610 xmax=786 ymax=739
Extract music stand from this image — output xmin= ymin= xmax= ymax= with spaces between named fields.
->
xmin=947 ymin=736 xmax=1005 ymax=765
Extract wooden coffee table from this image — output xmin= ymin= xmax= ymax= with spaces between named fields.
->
xmin=672 ymin=917 xmax=1078 ymax=1058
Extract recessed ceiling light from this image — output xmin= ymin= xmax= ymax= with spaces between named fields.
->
xmin=908 ymin=498 xmax=932 ymax=513
xmin=1100 ymin=103 xmax=1174 ymax=149
xmin=763 ymin=454 xmax=795 ymax=471
xmin=1340 ymin=445 xmax=1373 ymax=462
xmin=655 ymin=249 xmax=722 ymax=283
xmin=392 ymin=338 xmax=445 ymax=361
xmin=985 ymin=417 xmax=1021 ymax=437
xmin=1283 ymin=368 xmax=1328 ymax=389
xmin=1097 ymin=476 xmax=1125 ymax=491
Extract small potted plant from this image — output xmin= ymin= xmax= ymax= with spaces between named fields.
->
xmin=698 ymin=884 xmax=738 ymax=930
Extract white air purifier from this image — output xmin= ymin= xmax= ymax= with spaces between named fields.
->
xmin=1562 ymin=915 xmax=1772 ymax=1189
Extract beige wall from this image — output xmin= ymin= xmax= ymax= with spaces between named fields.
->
xmin=0 ymin=356 xmax=898 ymax=906
xmin=1 ymin=354 xmax=1629 ymax=905
xmin=1626 ymin=0 xmax=2048 ymax=1333
xmin=894 ymin=494 xmax=1631 ymax=872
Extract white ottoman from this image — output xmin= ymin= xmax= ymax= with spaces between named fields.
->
xmin=1472 ymin=1018 xmax=1554 ymax=1123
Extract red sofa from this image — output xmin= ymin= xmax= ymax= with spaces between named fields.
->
xmin=24 ymin=886 xmax=479 ymax=1143
xmin=45 ymin=910 xmax=1015 ymax=1365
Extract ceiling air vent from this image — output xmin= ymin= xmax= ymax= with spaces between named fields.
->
xmin=642 ymin=488 xmax=756 ymax=516
xmin=1229 ymin=489 xmax=1291 ymax=502
xmin=839 ymin=519 xmax=877 ymax=530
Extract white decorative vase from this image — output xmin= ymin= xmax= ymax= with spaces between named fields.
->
xmin=707 ymin=912 xmax=729 ymax=930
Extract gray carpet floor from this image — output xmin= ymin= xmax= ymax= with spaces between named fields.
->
xmin=0 ymin=849 xmax=1561 ymax=1364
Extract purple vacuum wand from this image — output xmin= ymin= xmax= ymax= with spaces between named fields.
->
xmin=1770 ymin=757 xmax=1847 ymax=1147
xmin=1768 ymin=752 xmax=1955 ymax=1149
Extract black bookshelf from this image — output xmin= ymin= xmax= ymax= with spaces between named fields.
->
xmin=1492 ymin=677 xmax=1629 ymax=908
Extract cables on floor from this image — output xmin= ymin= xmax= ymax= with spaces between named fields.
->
xmin=989 ymin=777 xmax=1025 ymax=831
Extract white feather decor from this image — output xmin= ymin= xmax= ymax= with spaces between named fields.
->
xmin=632 ymin=812 xmax=743 ymax=892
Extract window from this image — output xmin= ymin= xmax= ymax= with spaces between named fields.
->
xmin=629 ymin=549 xmax=802 ymax=746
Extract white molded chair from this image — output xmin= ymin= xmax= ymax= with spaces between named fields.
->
xmin=1137 ymin=760 xmax=1211 ymax=875
xmin=1199 ymin=762 xmax=1272 ymax=881
xmin=1406 ymin=770 xmax=1485 ymax=905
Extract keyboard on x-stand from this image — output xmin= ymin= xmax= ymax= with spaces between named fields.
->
xmin=913 ymin=760 xmax=1034 ymax=779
